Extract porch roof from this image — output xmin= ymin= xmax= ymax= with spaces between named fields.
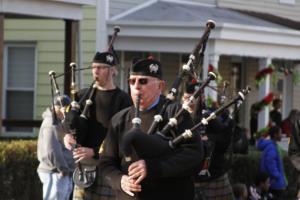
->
xmin=108 ymin=0 xmax=300 ymax=60
xmin=0 ymin=0 xmax=96 ymax=20
xmin=111 ymin=0 xmax=287 ymax=29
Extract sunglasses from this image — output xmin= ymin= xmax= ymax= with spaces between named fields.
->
xmin=128 ymin=78 xmax=149 ymax=85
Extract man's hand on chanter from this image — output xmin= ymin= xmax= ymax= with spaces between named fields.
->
xmin=121 ymin=175 xmax=142 ymax=196
xmin=128 ymin=159 xmax=147 ymax=184
xmin=73 ymin=147 xmax=94 ymax=163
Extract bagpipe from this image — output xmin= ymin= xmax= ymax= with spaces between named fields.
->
xmin=147 ymin=19 xmax=215 ymax=135
xmin=68 ymin=66 xmax=98 ymax=189
xmin=122 ymin=83 xmax=251 ymax=162
xmin=122 ymin=20 xmax=217 ymax=163
xmin=122 ymin=72 xmax=214 ymax=160
xmin=49 ymin=70 xmax=64 ymax=123
xmin=48 ymin=66 xmax=98 ymax=188
xmin=191 ymin=82 xmax=251 ymax=179
xmin=121 ymin=19 xmax=252 ymax=167
xmin=48 ymin=26 xmax=121 ymax=188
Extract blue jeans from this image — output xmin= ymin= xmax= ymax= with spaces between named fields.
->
xmin=38 ymin=171 xmax=73 ymax=200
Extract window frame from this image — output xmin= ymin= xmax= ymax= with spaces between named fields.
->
xmin=2 ymin=42 xmax=37 ymax=136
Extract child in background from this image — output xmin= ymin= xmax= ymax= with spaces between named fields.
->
xmin=232 ymin=183 xmax=248 ymax=200
xmin=249 ymin=172 xmax=273 ymax=200
xmin=256 ymin=126 xmax=287 ymax=199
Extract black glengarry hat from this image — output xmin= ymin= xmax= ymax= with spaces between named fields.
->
xmin=130 ymin=57 xmax=163 ymax=79
xmin=93 ymin=51 xmax=116 ymax=66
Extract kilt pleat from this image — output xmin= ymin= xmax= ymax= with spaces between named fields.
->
xmin=194 ymin=173 xmax=234 ymax=200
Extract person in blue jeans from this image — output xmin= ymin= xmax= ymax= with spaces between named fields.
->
xmin=37 ymin=95 xmax=75 ymax=200
xmin=256 ymin=126 xmax=287 ymax=200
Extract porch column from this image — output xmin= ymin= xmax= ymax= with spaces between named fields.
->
xmin=292 ymin=63 xmax=300 ymax=110
xmin=282 ymin=69 xmax=293 ymax=118
xmin=207 ymin=53 xmax=219 ymax=101
xmin=64 ymin=20 xmax=78 ymax=95
xmin=96 ymin=0 xmax=108 ymax=52
xmin=0 ymin=14 xmax=3 ymax=132
xmin=258 ymin=57 xmax=272 ymax=130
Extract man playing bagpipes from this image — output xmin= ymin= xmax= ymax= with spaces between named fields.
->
xmin=63 ymin=52 xmax=132 ymax=200
xmin=98 ymin=57 xmax=204 ymax=200
xmin=181 ymin=81 xmax=250 ymax=200
xmin=194 ymin=109 xmax=236 ymax=200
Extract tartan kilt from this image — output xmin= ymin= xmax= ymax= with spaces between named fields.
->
xmin=194 ymin=173 xmax=234 ymax=200
xmin=73 ymin=173 xmax=115 ymax=200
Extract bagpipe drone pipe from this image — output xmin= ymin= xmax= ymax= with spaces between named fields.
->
xmin=54 ymin=70 xmax=99 ymax=188
xmin=48 ymin=70 xmax=66 ymax=124
xmin=49 ymin=59 xmax=96 ymax=146
xmin=147 ymin=19 xmax=216 ymax=135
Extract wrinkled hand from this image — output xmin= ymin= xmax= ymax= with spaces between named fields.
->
xmin=63 ymin=134 xmax=76 ymax=150
xmin=73 ymin=147 xmax=94 ymax=163
xmin=121 ymin=175 xmax=141 ymax=196
xmin=128 ymin=160 xmax=147 ymax=184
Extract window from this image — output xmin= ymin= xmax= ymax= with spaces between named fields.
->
xmin=3 ymin=44 xmax=36 ymax=133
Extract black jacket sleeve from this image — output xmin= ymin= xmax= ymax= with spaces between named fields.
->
xmin=98 ymin=111 xmax=127 ymax=191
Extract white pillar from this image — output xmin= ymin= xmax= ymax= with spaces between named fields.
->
xmin=293 ymin=63 xmax=300 ymax=110
xmin=202 ymin=51 xmax=209 ymax=81
xmin=96 ymin=0 xmax=109 ymax=52
xmin=207 ymin=53 xmax=219 ymax=101
xmin=282 ymin=71 xmax=293 ymax=118
xmin=258 ymin=57 xmax=272 ymax=130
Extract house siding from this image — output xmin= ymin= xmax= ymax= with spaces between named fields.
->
xmin=3 ymin=0 xmax=300 ymax=128
xmin=5 ymin=19 xmax=65 ymax=118
xmin=217 ymin=0 xmax=300 ymax=22
xmin=4 ymin=6 xmax=97 ymax=119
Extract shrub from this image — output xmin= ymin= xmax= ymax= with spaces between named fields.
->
xmin=229 ymin=149 xmax=261 ymax=185
xmin=229 ymin=149 xmax=298 ymax=199
xmin=0 ymin=140 xmax=298 ymax=200
xmin=0 ymin=139 xmax=41 ymax=200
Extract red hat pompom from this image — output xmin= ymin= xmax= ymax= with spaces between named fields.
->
xmin=191 ymin=79 xmax=197 ymax=84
